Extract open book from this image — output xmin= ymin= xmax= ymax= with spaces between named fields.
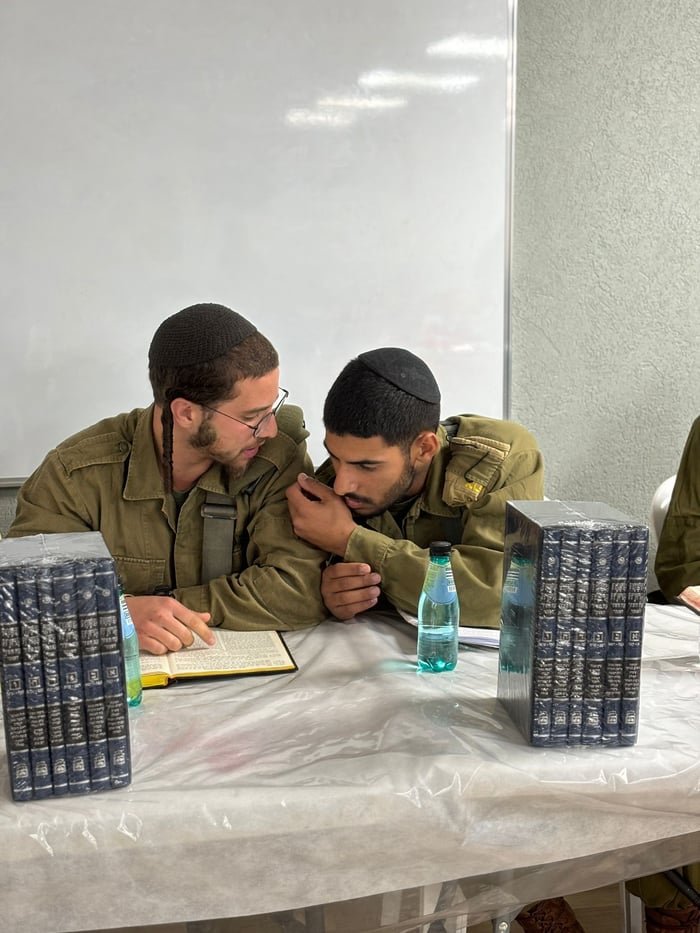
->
xmin=138 ymin=628 xmax=297 ymax=688
xmin=397 ymin=609 xmax=500 ymax=648
xmin=678 ymin=586 xmax=700 ymax=615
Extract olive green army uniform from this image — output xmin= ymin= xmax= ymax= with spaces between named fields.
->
xmin=316 ymin=414 xmax=544 ymax=628
xmin=8 ymin=404 xmax=327 ymax=631
xmin=655 ymin=415 xmax=700 ymax=601
xmin=628 ymin=416 xmax=700 ymax=912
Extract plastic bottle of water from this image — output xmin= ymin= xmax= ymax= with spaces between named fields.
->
xmin=417 ymin=541 xmax=460 ymax=672
xmin=499 ymin=546 xmax=534 ymax=674
xmin=118 ymin=588 xmax=143 ymax=707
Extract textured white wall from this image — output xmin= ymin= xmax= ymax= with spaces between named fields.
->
xmin=511 ymin=0 xmax=700 ymax=582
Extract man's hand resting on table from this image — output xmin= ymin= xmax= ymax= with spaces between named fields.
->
xmin=126 ymin=595 xmax=216 ymax=655
xmin=321 ymin=563 xmax=382 ymax=621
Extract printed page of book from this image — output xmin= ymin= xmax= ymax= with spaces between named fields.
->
xmin=139 ymin=630 xmax=296 ymax=687
xmin=138 ymin=652 xmax=175 ymax=688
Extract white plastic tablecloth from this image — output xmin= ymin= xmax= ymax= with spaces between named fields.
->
xmin=1 ymin=604 xmax=699 ymax=932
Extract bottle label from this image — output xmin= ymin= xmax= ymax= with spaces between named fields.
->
xmin=119 ymin=594 xmax=136 ymax=638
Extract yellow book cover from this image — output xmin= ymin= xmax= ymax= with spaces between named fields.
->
xmin=138 ymin=628 xmax=296 ymax=688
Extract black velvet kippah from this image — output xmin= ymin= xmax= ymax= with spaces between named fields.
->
xmin=357 ymin=347 xmax=440 ymax=403
xmin=148 ymin=303 xmax=258 ymax=368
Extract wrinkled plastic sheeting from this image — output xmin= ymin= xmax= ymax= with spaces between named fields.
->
xmin=0 ymin=604 xmax=698 ymax=932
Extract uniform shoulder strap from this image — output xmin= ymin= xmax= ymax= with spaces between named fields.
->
xmin=201 ymin=491 xmax=237 ymax=582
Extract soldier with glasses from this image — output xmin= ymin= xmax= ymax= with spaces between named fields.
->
xmin=9 ymin=303 xmax=327 ymax=654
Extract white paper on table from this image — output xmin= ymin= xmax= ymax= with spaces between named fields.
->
xmin=397 ymin=608 xmax=500 ymax=648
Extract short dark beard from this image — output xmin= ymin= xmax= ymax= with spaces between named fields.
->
xmin=189 ymin=419 xmax=217 ymax=451
xmin=188 ymin=419 xmax=247 ymax=481
xmin=347 ymin=456 xmax=418 ymax=519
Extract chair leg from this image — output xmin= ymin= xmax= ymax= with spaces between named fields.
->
xmin=622 ymin=882 xmax=644 ymax=933
xmin=427 ymin=880 xmax=460 ymax=932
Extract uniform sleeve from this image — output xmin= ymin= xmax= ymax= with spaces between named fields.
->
xmin=8 ymin=452 xmax=96 ymax=536
xmin=654 ymin=417 xmax=700 ymax=600
xmin=344 ymin=446 xmax=544 ymax=628
xmin=173 ymin=443 xmax=330 ymax=631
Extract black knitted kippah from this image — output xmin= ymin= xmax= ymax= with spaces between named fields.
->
xmin=148 ymin=303 xmax=258 ymax=368
xmin=357 ymin=347 xmax=440 ymax=403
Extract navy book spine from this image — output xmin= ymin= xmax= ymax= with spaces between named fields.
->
xmin=581 ymin=529 xmax=610 ymax=745
xmin=604 ymin=527 xmax=630 ymax=745
xmin=53 ymin=563 xmax=92 ymax=794
xmin=36 ymin=565 xmax=69 ymax=795
xmin=530 ymin=528 xmax=561 ymax=746
xmin=0 ymin=570 xmax=33 ymax=801
xmin=568 ymin=529 xmax=593 ymax=745
xmin=75 ymin=564 xmax=111 ymax=792
xmin=94 ymin=559 xmax=132 ymax=789
xmin=551 ymin=527 xmax=579 ymax=745
xmin=16 ymin=567 xmax=54 ymax=798
xmin=620 ymin=525 xmax=649 ymax=745
xmin=585 ymin=529 xmax=616 ymax=745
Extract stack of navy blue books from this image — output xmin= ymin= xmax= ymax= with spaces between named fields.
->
xmin=497 ymin=501 xmax=648 ymax=747
xmin=0 ymin=532 xmax=132 ymax=801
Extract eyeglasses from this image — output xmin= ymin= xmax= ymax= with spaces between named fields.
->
xmin=201 ymin=388 xmax=289 ymax=439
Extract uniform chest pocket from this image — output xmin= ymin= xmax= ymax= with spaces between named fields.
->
xmin=443 ymin=436 xmax=511 ymax=507
xmin=112 ymin=556 xmax=167 ymax=595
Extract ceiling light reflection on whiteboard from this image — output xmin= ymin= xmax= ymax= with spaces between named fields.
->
xmin=358 ymin=70 xmax=478 ymax=93
xmin=316 ymin=95 xmax=407 ymax=111
xmin=426 ymin=35 xmax=508 ymax=59
xmin=284 ymin=108 xmax=357 ymax=128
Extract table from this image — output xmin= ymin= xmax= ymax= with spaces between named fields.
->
xmin=2 ymin=604 xmax=699 ymax=933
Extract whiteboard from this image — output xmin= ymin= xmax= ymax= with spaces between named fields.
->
xmin=0 ymin=0 xmax=512 ymax=477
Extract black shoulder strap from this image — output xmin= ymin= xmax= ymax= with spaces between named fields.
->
xmin=439 ymin=515 xmax=464 ymax=546
xmin=664 ymin=869 xmax=700 ymax=908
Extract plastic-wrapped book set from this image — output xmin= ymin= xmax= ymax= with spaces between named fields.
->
xmin=497 ymin=501 xmax=649 ymax=747
xmin=0 ymin=532 xmax=131 ymax=801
